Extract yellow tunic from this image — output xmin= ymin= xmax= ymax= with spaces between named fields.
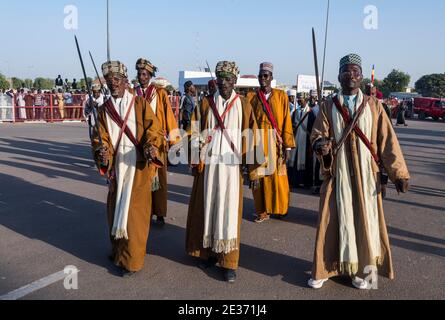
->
xmin=247 ymin=89 xmax=296 ymax=216
xmin=92 ymin=95 xmax=165 ymax=272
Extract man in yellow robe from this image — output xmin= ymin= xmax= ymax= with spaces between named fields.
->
xmin=91 ymin=60 xmax=165 ymax=277
xmin=186 ymin=61 xmax=260 ymax=283
xmin=247 ymin=62 xmax=296 ymax=223
xmin=134 ymin=58 xmax=180 ymax=226
xmin=307 ymin=54 xmax=410 ymax=290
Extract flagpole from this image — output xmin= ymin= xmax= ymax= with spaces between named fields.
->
xmin=321 ymin=0 xmax=330 ymax=97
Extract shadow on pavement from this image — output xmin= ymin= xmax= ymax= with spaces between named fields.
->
xmin=0 ymin=173 xmax=121 ymax=277
xmin=148 ymin=222 xmax=312 ymax=288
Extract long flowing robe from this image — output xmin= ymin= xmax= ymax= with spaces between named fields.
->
xmin=186 ymin=93 xmax=260 ymax=270
xmin=397 ymin=104 xmax=407 ymax=125
xmin=136 ymin=86 xmax=180 ymax=218
xmin=288 ymin=105 xmax=319 ymax=188
xmin=310 ymin=94 xmax=410 ymax=280
xmin=92 ymin=91 xmax=165 ymax=272
xmin=247 ymin=89 xmax=296 ymax=216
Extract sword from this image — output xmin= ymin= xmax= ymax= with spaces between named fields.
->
xmin=74 ymin=35 xmax=103 ymax=148
xmin=107 ymin=0 xmax=111 ymax=61
xmin=312 ymin=28 xmax=322 ymax=102
xmin=89 ymin=51 xmax=109 ymax=97
xmin=320 ymin=0 xmax=330 ymax=96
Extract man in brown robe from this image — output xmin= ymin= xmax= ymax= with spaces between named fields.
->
xmin=186 ymin=61 xmax=260 ymax=283
xmin=308 ymin=54 xmax=410 ymax=290
xmin=247 ymin=62 xmax=296 ymax=223
xmin=91 ymin=60 xmax=165 ymax=277
xmin=134 ymin=58 xmax=180 ymax=226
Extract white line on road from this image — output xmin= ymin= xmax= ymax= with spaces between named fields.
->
xmin=39 ymin=201 xmax=75 ymax=213
xmin=168 ymin=190 xmax=190 ymax=198
xmin=0 ymin=269 xmax=78 ymax=300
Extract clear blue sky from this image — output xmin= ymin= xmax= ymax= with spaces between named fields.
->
xmin=1 ymin=0 xmax=444 ymax=87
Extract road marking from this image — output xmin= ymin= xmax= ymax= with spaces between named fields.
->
xmin=39 ymin=201 xmax=75 ymax=213
xmin=0 ymin=269 xmax=79 ymax=300
xmin=168 ymin=191 xmax=190 ymax=198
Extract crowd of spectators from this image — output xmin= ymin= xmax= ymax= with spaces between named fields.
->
xmin=0 ymin=75 xmax=88 ymax=121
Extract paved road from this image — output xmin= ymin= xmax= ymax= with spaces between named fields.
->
xmin=0 ymin=120 xmax=444 ymax=300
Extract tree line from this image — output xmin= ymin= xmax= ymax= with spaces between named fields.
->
xmin=0 ymin=74 xmax=92 ymax=91
xmin=362 ymin=69 xmax=445 ymax=98
xmin=1 ymin=71 xmax=445 ymax=98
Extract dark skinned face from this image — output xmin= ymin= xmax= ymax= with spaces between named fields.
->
xmin=137 ymin=69 xmax=152 ymax=88
xmin=105 ymin=73 xmax=127 ymax=98
xmin=289 ymin=96 xmax=295 ymax=104
xmin=189 ymin=85 xmax=196 ymax=96
xmin=309 ymin=97 xmax=317 ymax=106
xmin=209 ymin=82 xmax=217 ymax=96
xmin=258 ymin=71 xmax=273 ymax=93
xmin=338 ymin=64 xmax=363 ymax=94
xmin=93 ymin=90 xmax=101 ymax=99
xmin=217 ymin=74 xmax=236 ymax=100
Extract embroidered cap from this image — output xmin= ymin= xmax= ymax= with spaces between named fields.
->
xmin=215 ymin=61 xmax=239 ymax=78
xmin=339 ymin=54 xmax=362 ymax=71
xmin=102 ymin=61 xmax=128 ymax=78
xmin=259 ymin=62 xmax=274 ymax=74
xmin=136 ymin=58 xmax=158 ymax=76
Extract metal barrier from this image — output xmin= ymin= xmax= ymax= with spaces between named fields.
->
xmin=12 ymin=93 xmax=87 ymax=123
xmin=8 ymin=93 xmax=182 ymax=123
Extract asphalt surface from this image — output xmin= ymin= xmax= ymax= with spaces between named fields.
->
xmin=0 ymin=119 xmax=444 ymax=300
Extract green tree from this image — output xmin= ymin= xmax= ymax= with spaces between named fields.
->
xmin=381 ymin=69 xmax=411 ymax=96
xmin=33 ymin=77 xmax=54 ymax=90
xmin=79 ymin=77 xmax=93 ymax=89
xmin=0 ymin=73 xmax=10 ymax=90
xmin=361 ymin=78 xmax=383 ymax=93
xmin=11 ymin=77 xmax=24 ymax=89
xmin=415 ymin=73 xmax=445 ymax=98
xmin=24 ymin=79 xmax=33 ymax=89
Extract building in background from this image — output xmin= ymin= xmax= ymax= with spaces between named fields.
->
xmin=178 ymin=71 xmax=277 ymax=95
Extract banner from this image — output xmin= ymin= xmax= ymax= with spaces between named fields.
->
xmin=296 ymin=75 xmax=317 ymax=94
xmin=0 ymin=93 xmax=14 ymax=122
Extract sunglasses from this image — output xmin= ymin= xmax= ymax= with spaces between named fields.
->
xmin=259 ymin=74 xmax=272 ymax=79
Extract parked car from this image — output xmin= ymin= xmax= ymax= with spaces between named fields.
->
xmin=413 ymin=97 xmax=445 ymax=120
